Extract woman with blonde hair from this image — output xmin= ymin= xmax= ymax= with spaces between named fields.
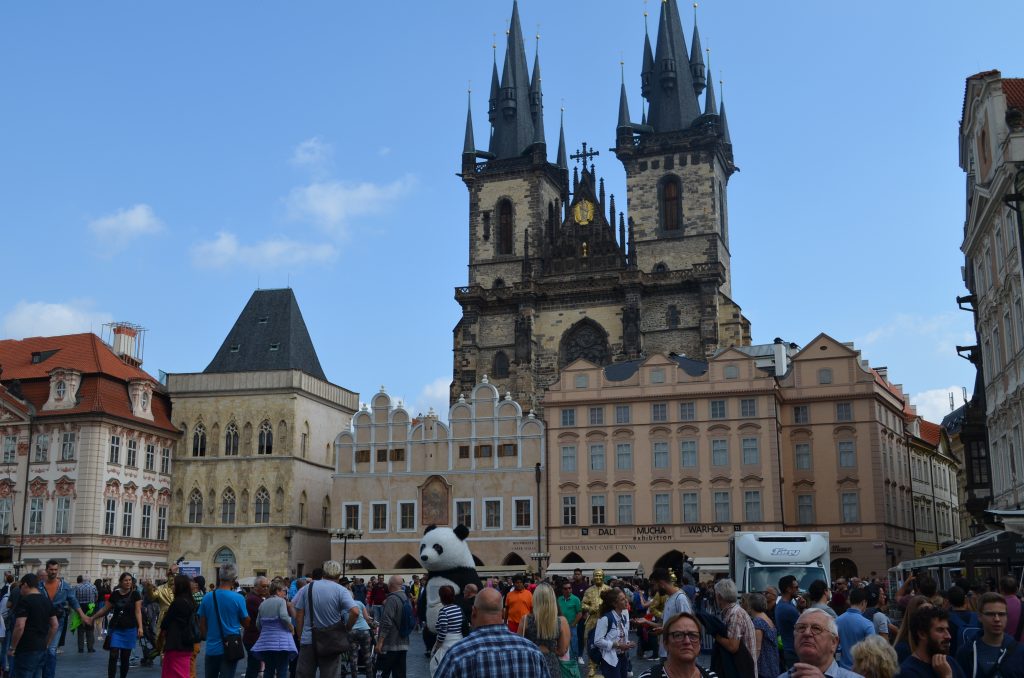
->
xmin=893 ymin=595 xmax=933 ymax=663
xmin=852 ymin=634 xmax=899 ymax=678
xmin=519 ymin=582 xmax=571 ymax=678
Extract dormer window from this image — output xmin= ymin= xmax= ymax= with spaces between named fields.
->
xmin=141 ymin=391 xmax=149 ymax=410
xmin=230 ymin=345 xmax=240 ymax=353
xmin=258 ymin=316 xmax=269 ymax=324
xmin=269 ymin=343 xmax=280 ymax=351
xmin=44 ymin=368 xmax=80 ymax=411
xmin=55 ymin=381 xmax=66 ymax=400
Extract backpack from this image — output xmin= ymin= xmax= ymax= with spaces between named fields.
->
xmin=948 ymin=610 xmax=981 ymax=656
xmin=587 ymin=611 xmax=617 ymax=664
xmin=395 ymin=593 xmax=415 ymax=639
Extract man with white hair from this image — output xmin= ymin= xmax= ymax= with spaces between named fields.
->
xmin=713 ymin=579 xmax=756 ymax=666
xmin=293 ymin=561 xmax=359 ymax=678
xmin=778 ymin=608 xmax=864 ymax=678
xmin=376 ymin=575 xmax=411 ymax=678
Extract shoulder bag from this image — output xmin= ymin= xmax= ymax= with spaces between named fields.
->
xmin=308 ymin=581 xmax=351 ymax=657
xmin=211 ymin=589 xmax=245 ymax=662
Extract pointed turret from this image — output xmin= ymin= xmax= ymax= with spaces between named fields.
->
xmin=530 ymin=49 xmax=546 ymax=146
xmin=488 ymin=57 xmax=500 ymax=125
xmin=617 ymin=81 xmax=632 ymax=129
xmin=646 ymin=0 xmax=701 ymax=133
xmin=719 ymin=99 xmax=731 ymax=144
xmin=489 ymin=0 xmax=536 ymax=159
xmin=690 ymin=24 xmax=706 ymax=95
xmin=703 ymin=60 xmax=716 ymax=116
xmin=556 ymin=109 xmax=567 ymax=168
xmin=463 ymin=93 xmax=476 ymax=156
xmin=641 ymin=27 xmax=655 ymax=100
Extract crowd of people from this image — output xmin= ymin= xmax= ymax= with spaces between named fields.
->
xmin=10 ymin=559 xmax=1024 ymax=678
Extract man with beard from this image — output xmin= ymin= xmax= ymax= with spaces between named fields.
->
xmin=955 ymin=593 xmax=1024 ymax=678
xmin=778 ymin=608 xmax=862 ymax=678
xmin=900 ymin=606 xmax=968 ymax=678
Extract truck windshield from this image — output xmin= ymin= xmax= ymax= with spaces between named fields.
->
xmin=746 ymin=566 xmax=828 ymax=593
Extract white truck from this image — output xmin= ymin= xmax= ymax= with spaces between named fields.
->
xmin=729 ymin=531 xmax=831 ymax=593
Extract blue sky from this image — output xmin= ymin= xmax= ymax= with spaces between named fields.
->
xmin=2 ymin=1 xmax=1017 ymax=423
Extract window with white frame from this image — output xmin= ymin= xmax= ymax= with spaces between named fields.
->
xmin=682 ymin=492 xmax=699 ymax=522
xmin=679 ymin=402 xmax=695 ymax=421
xmin=838 ymin=440 xmax=856 ymax=468
xmin=191 ymin=425 xmax=206 ymax=457
xmin=589 ymin=444 xmax=605 ymax=471
xmin=654 ymin=493 xmax=671 ymax=523
xmin=398 ymin=502 xmax=415 ymax=531
xmin=104 ymin=498 xmax=117 ymax=535
xmin=615 ymin=405 xmax=631 ymax=424
xmin=836 ymin=402 xmax=853 ymax=422
xmin=561 ymin=408 xmax=576 ymax=426
xmin=254 ymin=488 xmax=270 ymax=524
xmin=34 ymin=434 xmax=49 ymax=463
xmin=60 ymin=432 xmax=76 ymax=461
xmin=797 ymin=495 xmax=815 ymax=524
xmin=841 ymin=492 xmax=859 ymax=523
xmin=343 ymin=503 xmax=361 ymax=530
xmin=55 ymin=496 xmax=71 ymax=534
xmin=221 ymin=489 xmax=236 ymax=524
xmin=617 ymin=494 xmax=633 ymax=524
xmin=742 ymin=438 xmax=759 ymax=465
xmin=795 ymin=443 xmax=812 ymax=470
xmin=680 ymin=440 xmax=697 ymax=468
xmin=126 ymin=440 xmax=138 ymax=467
xmin=710 ymin=400 xmax=727 ymax=419
xmin=2 ymin=436 xmax=15 ymax=464
xmin=141 ymin=504 xmax=152 ymax=539
xmin=122 ymin=501 xmax=134 ymax=537
xmin=712 ymin=439 xmax=728 ymax=466
xmin=744 ymin=490 xmax=762 ymax=522
xmin=615 ymin=443 xmax=632 ymax=470
xmin=157 ymin=506 xmax=167 ymax=540
xmin=793 ymin=406 xmax=809 ymax=424
xmin=187 ymin=490 xmax=203 ymax=524
xmin=514 ymin=498 xmax=532 ymax=528
xmin=484 ymin=499 xmax=502 ymax=529
xmin=224 ymin=424 xmax=239 ymax=456
xmin=561 ymin=445 xmax=577 ymax=472
xmin=713 ymin=491 xmax=730 ymax=522
xmin=144 ymin=444 xmax=155 ymax=471
xmin=455 ymin=500 xmax=472 ymax=529
xmin=591 ymin=495 xmax=606 ymax=525
xmin=562 ymin=496 xmax=577 ymax=525
xmin=589 ymin=407 xmax=604 ymax=425
xmin=653 ymin=441 xmax=669 ymax=469
xmin=109 ymin=435 xmax=121 ymax=464
xmin=651 ymin=403 xmax=668 ymax=422
xmin=371 ymin=503 xmax=388 ymax=531
xmin=741 ymin=399 xmax=756 ymax=417
xmin=160 ymin=448 xmax=171 ymax=474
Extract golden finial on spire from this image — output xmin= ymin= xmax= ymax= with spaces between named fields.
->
xmin=468 ymin=80 xmax=472 ymax=95
xmin=620 ymin=52 xmax=625 ymax=84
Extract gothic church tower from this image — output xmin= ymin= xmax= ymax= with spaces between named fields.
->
xmin=452 ymin=0 xmax=750 ymax=412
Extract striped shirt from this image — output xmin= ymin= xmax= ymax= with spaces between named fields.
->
xmin=435 ymin=604 xmax=463 ymax=644
xmin=434 ymin=623 xmax=547 ymax=677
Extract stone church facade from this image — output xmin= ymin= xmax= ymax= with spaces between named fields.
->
xmin=452 ymin=0 xmax=751 ymax=413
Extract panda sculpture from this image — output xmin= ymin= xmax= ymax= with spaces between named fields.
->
xmin=419 ymin=523 xmax=482 ymax=633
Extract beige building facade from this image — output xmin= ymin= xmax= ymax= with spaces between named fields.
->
xmin=0 ymin=328 xmax=178 ymax=580
xmin=167 ymin=289 xmax=357 ymax=579
xmin=907 ymin=418 xmax=963 ymax=556
xmin=332 ymin=380 xmax=545 ymax=574
xmin=544 ymin=334 xmax=923 ymax=578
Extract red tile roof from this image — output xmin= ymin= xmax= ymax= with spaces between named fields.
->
xmin=0 ymin=333 xmax=177 ymax=433
xmin=919 ymin=419 xmax=943 ymax=446
xmin=1004 ymin=79 xmax=1024 ymax=110
xmin=0 ymin=384 xmax=31 ymax=420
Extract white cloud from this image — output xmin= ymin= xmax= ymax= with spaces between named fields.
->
xmin=858 ymin=312 xmax=974 ymax=356
xmin=191 ymin=232 xmax=337 ymax=269
xmin=2 ymin=300 xmax=113 ymax=339
xmin=393 ymin=377 xmax=452 ymax=422
xmin=290 ymin=136 xmax=333 ymax=174
xmin=911 ymin=385 xmax=971 ymax=423
xmin=87 ymin=204 xmax=164 ymax=253
xmin=286 ymin=175 xmax=415 ymax=237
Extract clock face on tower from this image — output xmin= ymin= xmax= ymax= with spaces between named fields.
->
xmin=573 ymin=200 xmax=594 ymax=226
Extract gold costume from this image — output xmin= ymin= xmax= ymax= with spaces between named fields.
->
xmin=582 ymin=569 xmax=612 ymax=678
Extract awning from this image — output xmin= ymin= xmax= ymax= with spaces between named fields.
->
xmin=101 ymin=559 xmax=117 ymax=565
xmin=692 ymin=556 xmax=730 ymax=573
xmin=896 ymin=530 xmax=1004 ymax=569
xmin=544 ymin=562 xmax=642 ymax=579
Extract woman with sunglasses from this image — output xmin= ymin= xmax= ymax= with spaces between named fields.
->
xmin=637 ymin=612 xmax=719 ymax=678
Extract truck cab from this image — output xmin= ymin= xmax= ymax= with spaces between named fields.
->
xmin=730 ymin=531 xmax=831 ymax=593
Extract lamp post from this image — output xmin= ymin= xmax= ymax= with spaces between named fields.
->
xmin=333 ymin=527 xmax=363 ymax=578
xmin=533 ymin=463 xmax=549 ymax=578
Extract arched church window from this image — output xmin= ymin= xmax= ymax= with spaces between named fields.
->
xmin=254 ymin=487 xmax=270 ymax=524
xmin=192 ymin=424 xmax=206 ymax=457
xmin=187 ymin=489 xmax=203 ymax=524
xmin=258 ymin=420 xmax=273 ymax=455
xmin=493 ymin=278 xmax=505 ymax=289
xmin=718 ymin=183 xmax=726 ymax=237
xmin=224 ymin=423 xmax=239 ymax=456
xmin=662 ymin=177 xmax=682 ymax=232
xmin=493 ymin=351 xmax=510 ymax=379
xmin=653 ymin=262 xmax=668 ymax=273
xmin=497 ymin=200 xmax=513 ymax=255
xmin=221 ymin=488 xmax=236 ymax=524
xmin=559 ymin=319 xmax=612 ymax=368
xmin=666 ymin=305 xmax=680 ymax=329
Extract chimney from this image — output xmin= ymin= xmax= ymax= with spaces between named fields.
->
xmin=876 ymin=366 xmax=888 ymax=381
xmin=105 ymin=322 xmax=145 ymax=368
xmin=773 ymin=338 xmax=788 ymax=377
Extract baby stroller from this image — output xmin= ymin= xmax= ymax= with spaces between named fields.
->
xmin=139 ymin=600 xmax=160 ymax=666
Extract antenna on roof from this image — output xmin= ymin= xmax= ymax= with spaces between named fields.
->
xmin=949 ymin=392 xmax=954 ymax=412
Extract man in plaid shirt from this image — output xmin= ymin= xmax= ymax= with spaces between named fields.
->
xmin=434 ymin=587 xmax=546 ymax=677
xmin=72 ymin=576 xmax=98 ymax=652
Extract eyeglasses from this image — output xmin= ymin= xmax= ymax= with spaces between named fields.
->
xmin=793 ymin=623 xmax=830 ymax=636
xmin=981 ymin=611 xmax=1008 ymax=618
xmin=667 ymin=631 xmax=702 ymax=644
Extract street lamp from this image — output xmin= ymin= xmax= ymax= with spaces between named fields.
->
xmin=333 ymin=527 xmax=363 ymax=578
xmin=532 ymin=463 xmax=550 ymax=578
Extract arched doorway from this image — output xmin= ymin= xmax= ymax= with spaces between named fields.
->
xmin=653 ymin=550 xmax=686 ymax=578
xmin=831 ymin=558 xmax=858 ymax=580
xmin=561 ymin=552 xmax=585 ymax=564
xmin=502 ymin=553 xmax=526 ymax=566
xmin=350 ymin=556 xmax=375 ymax=571
xmin=608 ymin=552 xmax=630 ymax=563
xmin=473 ymin=555 xmax=485 ymax=567
xmin=213 ymin=547 xmax=236 ymax=565
xmin=395 ymin=554 xmax=420 ymax=569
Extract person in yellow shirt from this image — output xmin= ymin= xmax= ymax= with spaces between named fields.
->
xmin=503 ymin=576 xmax=533 ymax=634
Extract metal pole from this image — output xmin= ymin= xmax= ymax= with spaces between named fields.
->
xmin=343 ymin=533 xmax=349 ymax=578
xmin=535 ymin=463 xmax=543 ymax=578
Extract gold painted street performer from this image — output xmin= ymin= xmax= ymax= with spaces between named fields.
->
xmin=582 ymin=569 xmax=611 ymax=678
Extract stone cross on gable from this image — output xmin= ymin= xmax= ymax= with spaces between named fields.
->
xmin=570 ymin=142 xmax=599 ymax=173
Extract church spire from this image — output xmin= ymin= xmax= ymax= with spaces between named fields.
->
xmin=556 ymin=107 xmax=567 ymax=168
xmin=489 ymin=0 xmax=536 ymax=159
xmin=530 ymin=43 xmax=546 ymax=147
xmin=641 ymin=14 xmax=654 ymax=100
xmin=647 ymin=0 xmax=701 ymax=133
xmin=719 ymin=96 xmax=731 ymax=144
xmin=488 ymin=46 xmax=500 ymax=126
xmin=690 ymin=6 xmax=706 ymax=95
xmin=702 ymin=55 xmax=716 ymax=116
xmin=617 ymin=61 xmax=632 ymax=130
xmin=463 ymin=90 xmax=476 ymax=155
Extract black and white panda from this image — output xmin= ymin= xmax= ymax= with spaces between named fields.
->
xmin=419 ymin=523 xmax=482 ymax=633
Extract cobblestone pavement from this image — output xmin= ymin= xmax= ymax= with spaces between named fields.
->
xmin=56 ymin=627 xmax=661 ymax=677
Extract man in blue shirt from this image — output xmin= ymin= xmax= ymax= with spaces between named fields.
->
xmin=39 ymin=559 xmax=91 ymax=678
xmin=835 ymin=587 xmax=875 ymax=668
xmin=198 ymin=563 xmax=250 ymax=678
xmin=955 ymin=592 xmax=1024 ymax=678
xmin=776 ymin=575 xmax=802 ymax=669
xmin=777 ymin=608 xmax=862 ymax=678
xmin=900 ymin=606 xmax=967 ymax=678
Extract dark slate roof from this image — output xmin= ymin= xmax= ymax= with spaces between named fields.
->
xmin=604 ymin=355 xmax=708 ymax=382
xmin=204 ymin=289 xmax=327 ymax=381
xmin=942 ymin=404 xmax=966 ymax=435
